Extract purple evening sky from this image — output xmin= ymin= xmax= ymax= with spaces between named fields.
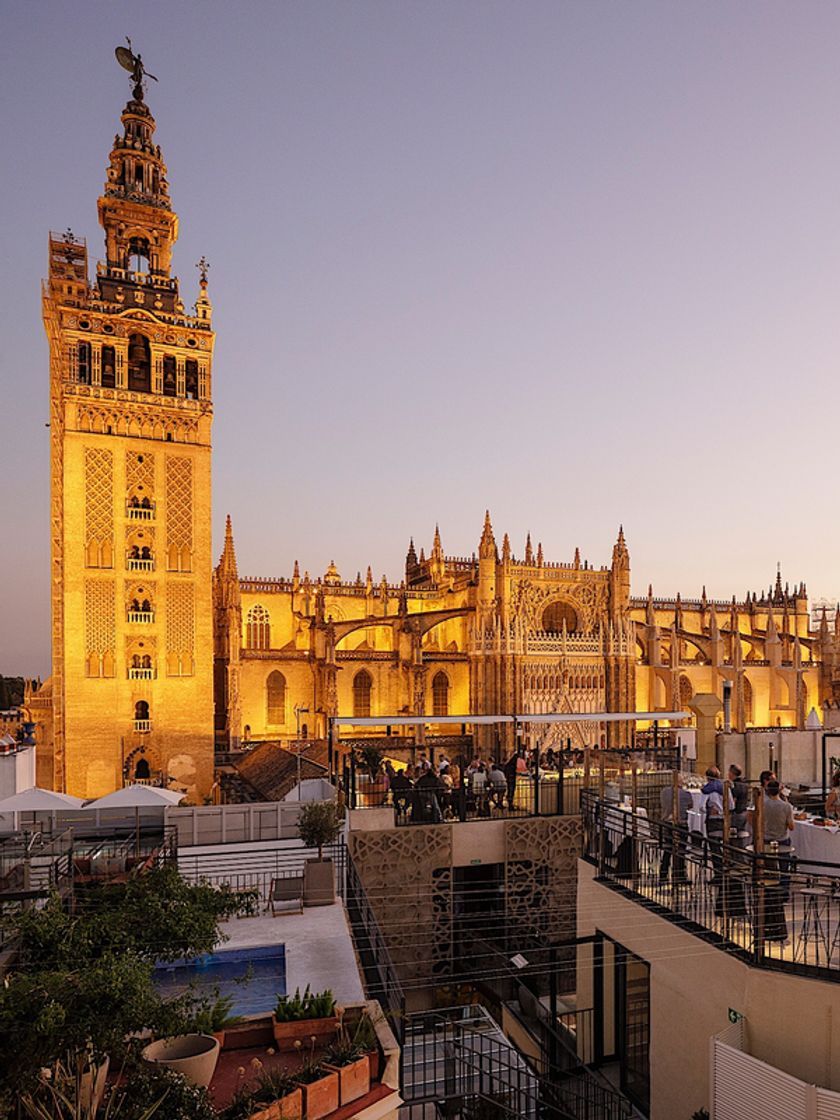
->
xmin=2 ymin=1 xmax=840 ymax=677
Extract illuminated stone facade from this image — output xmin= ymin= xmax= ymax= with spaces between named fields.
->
xmin=41 ymin=88 xmax=215 ymax=799
xmin=35 ymin=80 xmax=837 ymax=799
xmin=216 ymin=518 xmax=827 ymax=753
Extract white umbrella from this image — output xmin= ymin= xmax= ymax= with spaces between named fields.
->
xmin=86 ymin=785 xmax=185 ymax=809
xmin=0 ymin=787 xmax=84 ymax=811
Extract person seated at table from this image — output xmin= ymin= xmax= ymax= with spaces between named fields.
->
xmin=470 ymin=763 xmax=490 ymax=817
xmin=825 ymin=772 xmax=840 ymax=820
xmin=414 ymin=767 xmax=444 ymax=822
xmin=439 ymin=764 xmax=454 ymax=816
xmin=659 ymin=774 xmax=693 ymax=884
xmin=488 ymin=761 xmax=507 ymax=809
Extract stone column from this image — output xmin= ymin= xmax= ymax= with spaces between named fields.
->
xmin=689 ymin=693 xmax=723 ymax=772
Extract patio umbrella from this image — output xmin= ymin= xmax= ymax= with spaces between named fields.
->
xmin=85 ymin=785 xmax=185 ymax=854
xmin=85 ymin=785 xmax=185 ymax=809
xmin=0 ymin=787 xmax=84 ymax=811
xmin=0 ymin=786 xmax=85 ymax=832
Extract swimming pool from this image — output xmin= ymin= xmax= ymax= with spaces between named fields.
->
xmin=154 ymin=944 xmax=286 ymax=1017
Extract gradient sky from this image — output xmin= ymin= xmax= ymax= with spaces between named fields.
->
xmin=3 ymin=1 xmax=840 ymax=677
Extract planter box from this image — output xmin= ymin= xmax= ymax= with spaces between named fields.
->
xmin=366 ymin=1046 xmax=381 ymax=1082
xmin=224 ymin=1017 xmax=275 ymax=1050
xmin=325 ymin=1055 xmax=370 ymax=1105
xmin=272 ymin=1013 xmax=339 ymax=1052
xmin=248 ymin=1087 xmax=303 ymax=1120
xmin=298 ymin=1070 xmax=339 ymax=1120
xmin=303 ymin=858 xmax=335 ymax=907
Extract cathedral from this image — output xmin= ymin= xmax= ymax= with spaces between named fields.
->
xmin=31 ymin=68 xmax=836 ymax=800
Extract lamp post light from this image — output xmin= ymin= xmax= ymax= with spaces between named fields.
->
xmin=294 ymin=704 xmax=310 ymax=800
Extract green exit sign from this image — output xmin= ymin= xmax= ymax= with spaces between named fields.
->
xmin=471 ymin=858 xmax=482 ymax=865
xmin=728 ymin=1008 xmax=743 ymax=1023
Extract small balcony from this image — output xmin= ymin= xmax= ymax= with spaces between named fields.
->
xmin=134 ymin=719 xmax=152 ymax=733
xmin=126 ymin=503 xmax=155 ymax=521
xmin=127 ymin=611 xmax=154 ymax=624
xmin=128 ymin=668 xmax=155 ymax=680
xmin=126 ymin=558 xmax=155 ymax=572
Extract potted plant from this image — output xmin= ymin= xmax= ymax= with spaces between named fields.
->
xmin=349 ymin=1011 xmax=381 ymax=1081
xmin=226 ymin=1067 xmax=303 ymax=1120
xmin=271 ymin=986 xmax=338 ymax=1052
xmin=298 ymin=802 xmax=342 ymax=906
xmin=191 ymin=991 xmax=244 ymax=1049
xmin=294 ymin=1062 xmax=339 ymax=1120
xmin=141 ymin=1033 xmax=220 ymax=1089
xmin=355 ymin=744 xmax=388 ymax=806
xmin=323 ymin=1019 xmax=370 ymax=1106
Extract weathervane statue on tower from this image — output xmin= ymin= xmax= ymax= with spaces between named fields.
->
xmin=115 ymin=38 xmax=158 ymax=100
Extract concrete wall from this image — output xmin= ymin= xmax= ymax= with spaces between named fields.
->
xmin=716 ymin=729 xmax=824 ymax=785
xmin=577 ymin=861 xmax=840 ymax=1120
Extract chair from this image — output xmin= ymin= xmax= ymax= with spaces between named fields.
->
xmin=267 ymin=874 xmax=304 ymax=916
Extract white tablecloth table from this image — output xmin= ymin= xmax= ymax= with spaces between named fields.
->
xmin=791 ymin=819 xmax=840 ymax=877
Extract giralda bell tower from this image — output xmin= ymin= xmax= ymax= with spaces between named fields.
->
xmin=42 ymin=48 xmax=215 ymax=799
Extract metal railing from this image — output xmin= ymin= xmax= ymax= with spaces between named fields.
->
xmin=582 ymin=789 xmax=840 ymax=980
xmin=345 ymin=749 xmax=679 ymax=825
xmin=401 ymin=1008 xmax=631 ymax=1120
xmin=345 ymin=854 xmax=406 ymax=1046
xmin=177 ymin=837 xmax=346 ymax=904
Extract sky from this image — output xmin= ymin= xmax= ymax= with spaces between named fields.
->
xmin=2 ymin=1 xmax=840 ymax=677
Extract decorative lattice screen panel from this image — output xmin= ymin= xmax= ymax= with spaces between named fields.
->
xmin=85 ymin=448 xmax=113 ymax=548
xmin=165 ymin=456 xmax=193 ymax=551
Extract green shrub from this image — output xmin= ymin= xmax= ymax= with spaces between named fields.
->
xmin=273 ymin=984 xmax=336 ymax=1022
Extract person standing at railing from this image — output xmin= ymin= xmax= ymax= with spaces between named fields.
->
xmin=759 ymin=779 xmax=795 ymax=900
xmin=703 ymin=767 xmax=733 ymax=887
xmin=728 ymin=764 xmax=750 ymax=848
xmin=659 ymin=774 xmax=692 ymax=885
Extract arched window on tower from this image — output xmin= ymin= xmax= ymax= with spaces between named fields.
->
xmin=353 ymin=670 xmax=372 ymax=719
xmin=77 ymin=342 xmax=91 ymax=385
xmin=101 ymin=345 xmax=116 ymax=388
xmin=542 ymin=601 xmax=579 ymax=634
xmin=432 ymin=671 xmax=450 ymax=717
xmin=162 ymin=354 xmax=176 ymax=397
xmin=127 ymin=333 xmax=151 ymax=393
xmin=185 ymin=359 xmax=199 ymax=399
xmin=266 ymin=671 xmax=286 ymax=726
xmin=246 ymin=604 xmax=271 ymax=650
xmin=128 ymin=236 xmax=150 ymax=272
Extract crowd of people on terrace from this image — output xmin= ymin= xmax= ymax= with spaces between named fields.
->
xmin=373 ymin=746 xmax=590 ymax=821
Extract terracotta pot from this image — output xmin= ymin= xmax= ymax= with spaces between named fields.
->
xmin=212 ymin=1029 xmax=226 ymax=1049
xmin=366 ymin=1046 xmax=381 ymax=1082
xmin=303 ymin=858 xmax=335 ymax=907
xmin=141 ymin=1033 xmax=220 ymax=1088
xmin=271 ymin=1013 xmax=339 ymax=1051
xmin=325 ymin=1055 xmax=370 ymax=1105
xmin=298 ymin=1070 xmax=339 ymax=1120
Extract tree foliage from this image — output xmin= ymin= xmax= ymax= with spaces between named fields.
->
xmin=0 ymin=866 xmax=258 ymax=1108
xmin=297 ymin=800 xmax=343 ymax=859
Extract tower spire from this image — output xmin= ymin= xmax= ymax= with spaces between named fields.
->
xmin=219 ymin=514 xmax=238 ymax=578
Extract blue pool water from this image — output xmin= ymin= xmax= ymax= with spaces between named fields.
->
xmin=154 ymin=944 xmax=286 ymax=1017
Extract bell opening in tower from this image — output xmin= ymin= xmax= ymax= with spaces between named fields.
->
xmin=127 ymin=332 xmax=151 ymax=393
